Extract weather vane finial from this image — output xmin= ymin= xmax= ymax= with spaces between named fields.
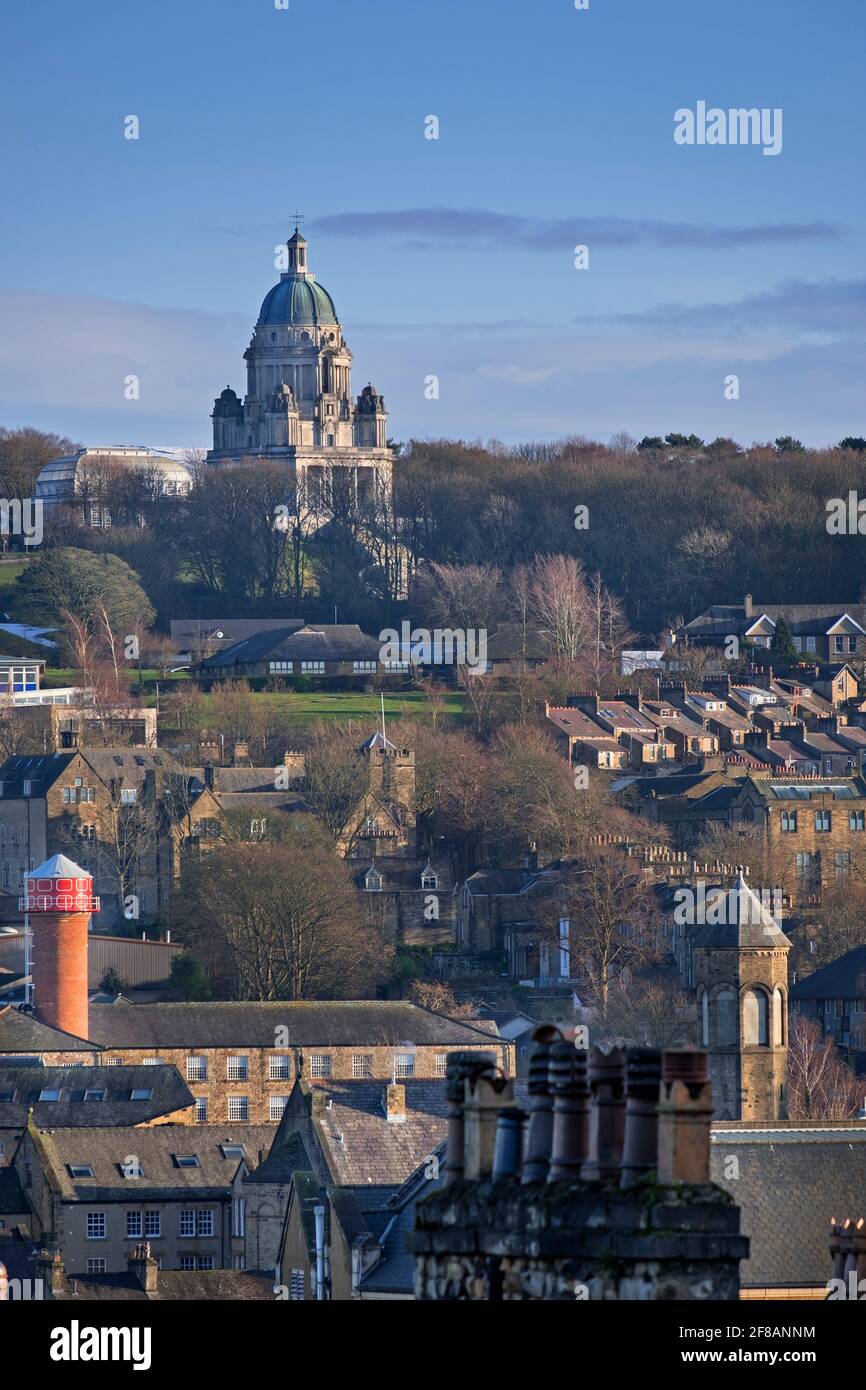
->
xmin=292 ymin=211 xmax=305 ymax=232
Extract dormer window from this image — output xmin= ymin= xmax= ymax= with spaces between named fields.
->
xmin=421 ymin=869 xmax=438 ymax=890
xmin=364 ymin=869 xmax=383 ymax=892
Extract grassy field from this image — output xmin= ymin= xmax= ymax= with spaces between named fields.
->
xmin=193 ymin=689 xmax=469 ymax=723
xmin=38 ymin=673 xmax=468 ymax=722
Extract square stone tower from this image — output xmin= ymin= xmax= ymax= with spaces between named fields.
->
xmin=691 ymin=873 xmax=790 ymax=1122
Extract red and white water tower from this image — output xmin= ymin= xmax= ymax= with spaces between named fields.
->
xmin=20 ymin=853 xmax=100 ymax=1039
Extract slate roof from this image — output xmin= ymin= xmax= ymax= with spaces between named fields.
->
xmin=199 ymin=624 xmax=381 ymax=669
xmin=0 ymin=749 xmax=179 ymax=799
xmin=0 ymin=1233 xmax=38 ymax=1284
xmin=463 ymin=868 xmax=536 ymax=896
xmin=358 ymin=1147 xmax=445 ymax=1294
xmin=748 ymin=776 xmax=866 ymax=801
xmin=689 ymin=873 xmax=792 ymax=950
xmin=546 ymin=706 xmax=611 ymax=740
xmin=53 ymin=1269 xmax=277 ymax=1301
xmin=87 ymin=999 xmax=501 ymax=1049
xmin=711 ymin=1123 xmax=866 ymax=1287
xmin=0 ymin=1005 xmax=96 ymax=1054
xmin=790 ymin=945 xmax=866 ymax=1002
xmin=193 ymin=767 xmax=301 ymax=794
xmin=683 ymin=603 xmax=866 ymax=641
xmin=245 ymin=1127 xmax=313 ymax=1186
xmin=170 ymin=617 xmax=303 ymax=648
xmin=311 ymin=1080 xmax=448 ymax=1186
xmin=626 ymin=771 xmax=722 ymax=798
xmin=0 ymin=1063 xmax=194 ymax=1127
xmin=32 ymin=1124 xmax=274 ymax=1202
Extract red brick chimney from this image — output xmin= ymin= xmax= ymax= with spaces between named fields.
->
xmin=21 ymin=854 xmax=100 ymax=1039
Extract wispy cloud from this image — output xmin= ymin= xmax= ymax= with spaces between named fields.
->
xmin=578 ymin=278 xmax=866 ymax=335
xmin=310 ymin=207 xmax=841 ymax=252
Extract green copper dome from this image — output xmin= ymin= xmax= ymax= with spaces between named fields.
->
xmin=258 ymin=276 xmax=338 ymax=328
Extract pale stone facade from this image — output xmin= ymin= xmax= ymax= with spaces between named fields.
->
xmin=207 ymin=227 xmax=393 ymax=514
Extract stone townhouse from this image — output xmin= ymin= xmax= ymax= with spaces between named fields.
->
xmin=0 ymin=1061 xmax=195 ymax=1169
xmin=0 ymin=749 xmax=183 ymax=928
xmin=14 ymin=1116 xmax=272 ymax=1275
xmin=678 ymin=595 xmax=866 ymax=665
xmin=0 ymin=998 xmax=509 ymax=1128
xmin=84 ymin=999 xmax=510 ymax=1127
xmin=790 ymin=943 xmax=866 ymax=1057
xmin=730 ymin=773 xmax=866 ymax=894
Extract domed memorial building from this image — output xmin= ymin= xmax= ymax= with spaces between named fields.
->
xmin=35 ymin=447 xmax=191 ymax=528
xmin=207 ymin=227 xmax=392 ymax=512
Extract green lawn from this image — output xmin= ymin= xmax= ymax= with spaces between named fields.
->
xmin=195 ymin=689 xmax=469 ymax=723
xmin=0 ymin=557 xmax=30 ymax=591
xmin=43 ymin=668 xmax=190 ymax=691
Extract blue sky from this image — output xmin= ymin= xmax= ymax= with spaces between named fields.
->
xmin=1 ymin=0 xmax=863 ymax=447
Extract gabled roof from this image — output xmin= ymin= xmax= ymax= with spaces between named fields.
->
xmin=682 ymin=602 xmax=866 ymax=641
xmin=310 ymin=1080 xmax=448 ymax=1186
xmin=0 ymin=1005 xmax=96 ymax=1054
xmin=31 ymin=1123 xmax=274 ymax=1202
xmin=0 ymin=1063 xmax=194 ymax=1127
xmin=711 ymin=1123 xmax=866 ymax=1288
xmin=87 ymin=999 xmax=502 ymax=1049
xmin=199 ymin=624 xmax=381 ymax=669
xmin=790 ymin=944 xmax=866 ymax=1001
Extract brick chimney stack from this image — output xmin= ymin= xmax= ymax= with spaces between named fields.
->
xmin=22 ymin=854 xmax=100 ymax=1040
xmin=36 ymin=1248 xmax=66 ymax=1299
xmin=129 ymin=1241 xmax=159 ymax=1294
xmin=385 ymin=1083 xmax=407 ymax=1124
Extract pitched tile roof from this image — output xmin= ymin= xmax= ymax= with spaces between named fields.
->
xmin=200 ymin=625 xmax=381 ymax=669
xmin=311 ymin=1080 xmax=448 ymax=1186
xmin=32 ymin=1124 xmax=275 ymax=1202
xmin=0 ymin=1005 xmax=96 ymax=1054
xmin=711 ymin=1123 xmax=866 ymax=1287
xmin=0 ymin=1063 xmax=193 ymax=1127
xmin=87 ymin=999 xmax=501 ymax=1049
xmin=53 ymin=1269 xmax=277 ymax=1301
xmin=790 ymin=944 xmax=866 ymax=1001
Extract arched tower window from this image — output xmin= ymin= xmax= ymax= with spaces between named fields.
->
xmin=743 ymin=988 xmax=770 ymax=1046
xmin=772 ymin=987 xmax=785 ymax=1046
xmin=698 ymin=988 xmax=709 ymax=1046
xmin=716 ymin=987 xmax=738 ymax=1046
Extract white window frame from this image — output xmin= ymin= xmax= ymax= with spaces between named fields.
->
xmin=269 ymin=1095 xmax=290 ymax=1121
xmin=227 ymin=1095 xmax=249 ymax=1122
xmin=86 ymin=1212 xmax=107 ymax=1240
